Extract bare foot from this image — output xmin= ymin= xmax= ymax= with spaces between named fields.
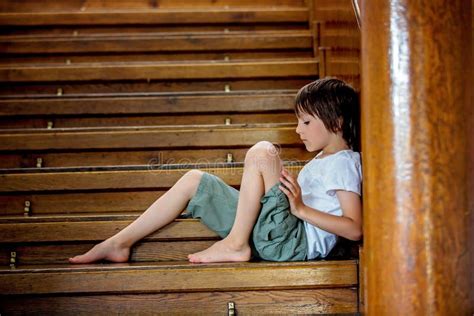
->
xmin=188 ymin=239 xmax=251 ymax=263
xmin=68 ymin=238 xmax=130 ymax=264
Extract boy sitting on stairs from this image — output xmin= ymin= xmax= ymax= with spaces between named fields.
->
xmin=69 ymin=78 xmax=362 ymax=264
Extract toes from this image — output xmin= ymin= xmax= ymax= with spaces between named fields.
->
xmin=70 ymin=256 xmax=83 ymax=263
xmin=188 ymin=254 xmax=203 ymax=263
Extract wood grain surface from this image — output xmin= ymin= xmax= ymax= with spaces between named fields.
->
xmin=0 ymin=288 xmax=357 ymax=315
xmin=361 ymin=0 xmax=471 ymax=314
xmin=0 ymin=260 xmax=358 ymax=295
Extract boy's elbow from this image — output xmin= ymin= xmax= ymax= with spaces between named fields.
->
xmin=349 ymin=232 xmax=362 ymax=241
xmin=347 ymin=228 xmax=362 ymax=241
xmin=340 ymin=218 xmax=362 ymax=241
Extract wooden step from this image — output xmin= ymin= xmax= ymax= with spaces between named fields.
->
xmin=0 ymin=50 xmax=314 ymax=65
xmin=0 ymin=112 xmax=297 ymax=129
xmin=0 ymin=215 xmax=217 ymax=243
xmin=0 ymin=214 xmax=358 ymax=265
xmin=0 ymin=146 xmax=311 ymax=169
xmin=0 ymin=91 xmax=297 ymax=117
xmin=0 ymin=260 xmax=358 ymax=314
xmin=0 ymin=215 xmax=219 ymax=265
xmin=0 ymin=163 xmax=308 ymax=216
xmin=0 ymin=123 xmax=300 ymax=151
xmin=0 ymin=30 xmax=312 ymax=54
xmin=1 ymin=29 xmax=308 ymax=40
xmin=0 ymin=189 xmax=168 ymax=216
xmin=0 ymin=163 xmax=304 ymax=193
xmin=0 ymin=78 xmax=313 ymax=96
xmin=0 ymin=238 xmax=217 ymax=266
xmin=0 ymin=260 xmax=358 ymax=294
xmin=0 ymin=59 xmax=319 ymax=82
xmin=0 ymin=164 xmax=305 ymax=217
xmin=0 ymin=0 xmax=306 ymax=12
xmin=0 ymin=288 xmax=358 ymax=315
xmin=0 ymin=235 xmax=358 ymax=266
xmin=0 ymin=91 xmax=297 ymax=129
xmin=0 ymin=24 xmax=309 ymax=38
xmin=0 ymin=8 xmax=308 ymax=26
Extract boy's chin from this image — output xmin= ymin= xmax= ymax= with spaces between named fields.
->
xmin=304 ymin=143 xmax=318 ymax=152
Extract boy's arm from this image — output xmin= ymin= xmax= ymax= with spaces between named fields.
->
xmin=279 ymin=168 xmax=362 ymax=241
xmin=293 ymin=190 xmax=362 ymax=241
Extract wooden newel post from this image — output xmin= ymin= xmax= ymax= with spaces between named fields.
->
xmin=361 ymin=0 xmax=472 ymax=315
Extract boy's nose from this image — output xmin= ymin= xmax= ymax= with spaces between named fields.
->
xmin=295 ymin=126 xmax=302 ymax=135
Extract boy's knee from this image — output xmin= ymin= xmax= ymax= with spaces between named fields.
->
xmin=246 ymin=141 xmax=279 ymax=161
xmin=185 ymin=169 xmax=204 ymax=181
xmin=183 ymin=169 xmax=204 ymax=188
xmin=182 ymin=169 xmax=204 ymax=197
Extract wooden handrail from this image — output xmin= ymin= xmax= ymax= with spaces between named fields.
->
xmin=351 ymin=0 xmax=361 ymax=29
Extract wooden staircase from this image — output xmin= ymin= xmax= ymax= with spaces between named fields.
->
xmin=0 ymin=0 xmax=361 ymax=314
xmin=0 ymin=261 xmax=357 ymax=314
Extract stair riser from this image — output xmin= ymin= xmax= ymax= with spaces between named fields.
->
xmin=0 ymin=147 xmax=310 ymax=170
xmin=0 ymin=113 xmax=296 ymax=129
xmin=1 ymin=24 xmax=308 ymax=38
xmin=0 ymin=50 xmax=313 ymax=65
xmin=0 ymin=33 xmax=312 ymax=54
xmin=0 ymin=289 xmax=358 ymax=315
xmin=0 ymin=60 xmax=318 ymax=82
xmin=0 ymin=165 xmax=304 ymax=192
xmin=1 ymin=240 xmax=218 ymax=266
xmin=0 ymin=261 xmax=358 ymax=295
xmin=0 ymin=166 xmax=304 ymax=216
xmin=0 ymin=0 xmax=306 ymax=12
xmin=0 ymin=9 xmax=308 ymax=26
xmin=0 ymin=93 xmax=297 ymax=116
xmin=0 ymin=219 xmax=218 ymax=243
xmin=0 ymin=79 xmax=312 ymax=96
xmin=0 ymin=126 xmax=301 ymax=151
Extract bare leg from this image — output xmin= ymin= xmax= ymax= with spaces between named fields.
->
xmin=188 ymin=141 xmax=282 ymax=263
xmin=69 ymin=170 xmax=204 ymax=264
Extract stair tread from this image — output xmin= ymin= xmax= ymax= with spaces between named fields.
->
xmin=0 ymin=164 xmax=305 ymax=193
xmin=0 ymin=259 xmax=358 ymax=295
xmin=0 ymin=92 xmax=297 ymax=118
xmin=0 ymin=59 xmax=318 ymax=82
xmin=0 ymin=124 xmax=303 ymax=152
xmin=0 ymin=7 xmax=308 ymax=27
xmin=1 ymin=33 xmax=312 ymax=53
xmin=0 ymin=58 xmax=317 ymax=69
xmin=1 ymin=7 xmax=307 ymax=13
xmin=0 ymin=89 xmax=297 ymax=99
xmin=0 ymin=159 xmax=306 ymax=174
xmin=0 ymin=259 xmax=357 ymax=273
xmin=0 ymin=212 xmax=155 ymax=222
xmin=0 ymin=217 xmax=219 ymax=242
xmin=0 ymin=121 xmax=295 ymax=133
xmin=1 ymin=29 xmax=311 ymax=40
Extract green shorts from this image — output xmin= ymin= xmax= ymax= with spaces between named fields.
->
xmin=185 ymin=172 xmax=308 ymax=261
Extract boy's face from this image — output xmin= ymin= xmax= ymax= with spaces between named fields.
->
xmin=295 ymin=112 xmax=332 ymax=152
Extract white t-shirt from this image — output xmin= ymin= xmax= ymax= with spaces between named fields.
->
xmin=297 ymin=149 xmax=362 ymax=259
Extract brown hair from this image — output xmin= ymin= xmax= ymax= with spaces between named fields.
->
xmin=295 ymin=78 xmax=360 ymax=151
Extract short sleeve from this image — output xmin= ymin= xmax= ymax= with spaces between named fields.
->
xmin=323 ymin=155 xmax=362 ymax=196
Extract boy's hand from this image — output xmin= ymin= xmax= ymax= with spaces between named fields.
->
xmin=279 ymin=168 xmax=305 ymax=217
